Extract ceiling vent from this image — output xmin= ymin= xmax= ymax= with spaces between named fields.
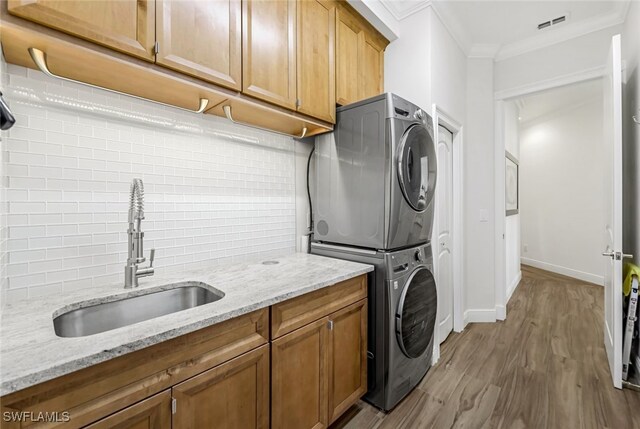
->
xmin=537 ymin=21 xmax=551 ymax=30
xmin=537 ymin=15 xmax=568 ymax=30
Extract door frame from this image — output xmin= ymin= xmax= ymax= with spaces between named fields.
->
xmin=493 ymin=67 xmax=609 ymax=320
xmin=431 ymin=104 xmax=464 ymax=363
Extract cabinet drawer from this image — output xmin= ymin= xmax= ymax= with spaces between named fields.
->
xmin=84 ymin=390 xmax=171 ymax=429
xmin=0 ymin=309 xmax=268 ymax=429
xmin=271 ymin=275 xmax=367 ymax=339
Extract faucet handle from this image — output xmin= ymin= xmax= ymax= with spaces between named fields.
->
xmin=149 ymin=248 xmax=155 ymax=268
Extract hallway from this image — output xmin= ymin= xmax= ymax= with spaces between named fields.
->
xmin=332 ymin=266 xmax=640 ymax=428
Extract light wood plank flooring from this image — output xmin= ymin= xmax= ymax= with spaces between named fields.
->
xmin=331 ymin=265 xmax=640 ymax=429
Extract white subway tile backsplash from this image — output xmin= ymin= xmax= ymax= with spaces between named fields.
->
xmin=2 ymin=64 xmax=296 ymax=302
xmin=10 ymin=249 xmax=47 ymax=263
xmin=47 ymin=268 xmax=79 ymax=283
xmin=10 ymin=226 xmax=47 ymax=239
xmin=30 ymin=237 xmax=63 ymax=249
xmin=10 ymin=273 xmax=47 ymax=289
xmin=28 ymin=282 xmax=63 ymax=298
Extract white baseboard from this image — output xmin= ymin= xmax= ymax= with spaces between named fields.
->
xmin=520 ymin=257 xmax=604 ymax=285
xmin=464 ymin=309 xmax=497 ymax=325
xmin=495 ymin=305 xmax=506 ymax=321
xmin=506 ymin=271 xmax=522 ymax=304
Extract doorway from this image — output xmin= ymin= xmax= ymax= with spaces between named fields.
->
xmin=495 ymin=35 xmax=629 ymax=389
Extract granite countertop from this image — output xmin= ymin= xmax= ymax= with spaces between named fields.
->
xmin=0 ymin=253 xmax=373 ymax=396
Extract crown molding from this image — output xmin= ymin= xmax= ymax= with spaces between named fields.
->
xmin=425 ymin=0 xmax=631 ymax=62
xmin=495 ymin=3 xmax=629 ymax=62
xmin=379 ymin=0 xmax=432 ymax=21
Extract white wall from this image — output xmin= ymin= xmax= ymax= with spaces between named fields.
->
xmin=384 ymin=7 xmax=431 ymax=111
xmin=495 ymin=25 xmax=624 ymax=97
xmin=464 ymin=58 xmax=495 ymax=320
xmin=1 ymin=64 xmax=299 ymax=302
xmin=504 ymin=100 xmax=521 ymax=302
xmin=622 ymin=1 xmax=640 ymax=266
xmin=385 ymin=6 xmax=467 ymax=119
xmin=520 ymin=96 xmax=605 ymax=284
xmin=430 ymin=11 xmax=467 ymax=122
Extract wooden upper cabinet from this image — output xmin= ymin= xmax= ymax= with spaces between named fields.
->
xmin=327 ymin=299 xmax=367 ymax=423
xmin=297 ymin=0 xmax=336 ymax=123
xmin=335 ymin=4 xmax=387 ymax=106
xmin=242 ymin=0 xmax=297 ymax=110
xmin=84 ymin=390 xmax=171 ymax=429
xmin=156 ymin=0 xmax=241 ymax=90
xmin=172 ymin=345 xmax=270 ymax=429
xmin=359 ymin=32 xmax=385 ymax=101
xmin=7 ymin=0 xmax=155 ymax=60
xmin=335 ymin=7 xmax=360 ymax=106
xmin=272 ymin=317 xmax=330 ymax=429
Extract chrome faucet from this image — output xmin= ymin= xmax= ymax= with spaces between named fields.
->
xmin=124 ymin=178 xmax=155 ymax=288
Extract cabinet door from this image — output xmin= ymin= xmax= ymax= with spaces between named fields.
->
xmin=272 ymin=317 xmax=329 ymax=429
xmin=84 ymin=390 xmax=171 ymax=429
xmin=242 ymin=0 xmax=297 ymax=110
xmin=335 ymin=8 xmax=360 ymax=106
xmin=7 ymin=0 xmax=155 ymax=60
xmin=358 ymin=32 xmax=385 ymax=101
xmin=156 ymin=0 xmax=241 ymax=90
xmin=297 ymin=0 xmax=336 ymax=123
xmin=328 ymin=299 xmax=368 ymax=423
xmin=172 ymin=345 xmax=270 ymax=429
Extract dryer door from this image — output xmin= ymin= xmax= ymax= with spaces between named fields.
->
xmin=396 ymin=266 xmax=438 ymax=358
xmin=397 ymin=124 xmax=437 ymax=212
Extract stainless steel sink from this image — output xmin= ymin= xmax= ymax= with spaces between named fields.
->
xmin=53 ymin=283 xmax=225 ymax=337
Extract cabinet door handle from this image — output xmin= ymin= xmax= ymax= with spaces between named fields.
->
xmin=223 ymin=105 xmax=307 ymax=139
xmin=327 ymin=320 xmax=334 ymax=330
xmin=28 ymin=48 xmax=209 ymax=114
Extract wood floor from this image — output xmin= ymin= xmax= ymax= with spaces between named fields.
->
xmin=331 ymin=265 xmax=640 ymax=429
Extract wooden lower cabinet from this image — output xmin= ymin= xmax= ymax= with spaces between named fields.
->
xmin=272 ymin=317 xmax=330 ymax=429
xmin=328 ymin=299 xmax=368 ymax=423
xmin=84 ymin=391 xmax=171 ymax=429
xmin=0 ymin=277 xmax=367 ymax=429
xmin=172 ymin=345 xmax=270 ymax=429
xmin=272 ymin=298 xmax=368 ymax=429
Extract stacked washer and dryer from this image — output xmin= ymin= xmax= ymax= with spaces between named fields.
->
xmin=310 ymin=93 xmax=438 ymax=411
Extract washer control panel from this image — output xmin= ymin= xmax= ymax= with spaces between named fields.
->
xmin=387 ymin=244 xmax=433 ymax=280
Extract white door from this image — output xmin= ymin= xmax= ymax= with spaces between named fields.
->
xmin=436 ymin=125 xmax=454 ymax=343
xmin=602 ymin=34 xmax=624 ymax=389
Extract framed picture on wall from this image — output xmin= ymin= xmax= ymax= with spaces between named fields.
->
xmin=505 ymin=151 xmax=519 ymax=216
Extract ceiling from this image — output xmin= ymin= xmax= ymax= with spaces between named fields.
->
xmin=378 ymin=0 xmax=630 ymax=59
xmin=517 ymin=78 xmax=603 ymax=123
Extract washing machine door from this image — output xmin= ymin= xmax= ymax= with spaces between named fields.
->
xmin=396 ymin=266 xmax=438 ymax=358
xmin=397 ymin=124 xmax=437 ymax=212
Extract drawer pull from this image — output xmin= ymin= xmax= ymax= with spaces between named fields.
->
xmin=28 ymin=48 xmax=209 ymax=114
